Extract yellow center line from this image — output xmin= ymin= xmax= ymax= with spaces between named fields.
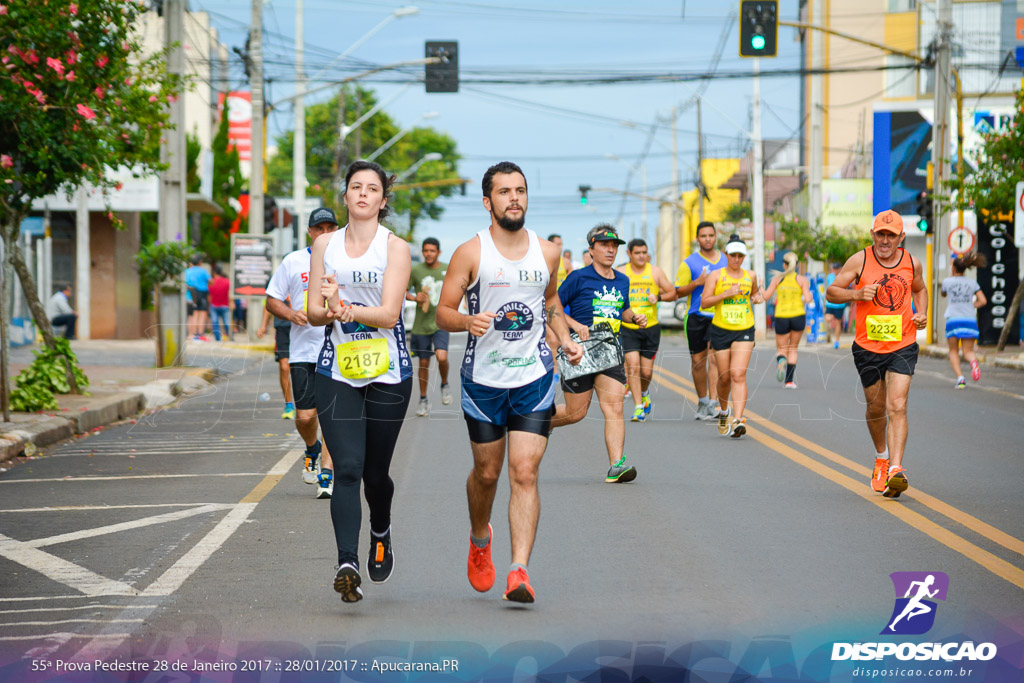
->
xmin=651 ymin=367 xmax=1024 ymax=591
xmin=240 ymin=449 xmax=303 ymax=504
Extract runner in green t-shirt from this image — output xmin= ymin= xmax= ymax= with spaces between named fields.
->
xmin=406 ymin=237 xmax=451 ymax=416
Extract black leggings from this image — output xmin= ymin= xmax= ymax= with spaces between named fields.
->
xmin=315 ymin=373 xmax=412 ymax=566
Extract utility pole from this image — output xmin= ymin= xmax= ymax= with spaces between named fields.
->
xmin=697 ymin=99 xmax=705 ymax=222
xmin=292 ymin=0 xmax=306 ymax=245
xmin=930 ymin=0 xmax=952 ymax=346
xmin=75 ymin=187 xmax=90 ymax=341
xmin=158 ymin=0 xmax=186 ymax=365
xmin=808 ymin=0 xmax=824 ymax=234
xmin=641 ymin=164 xmax=648 ymax=245
xmin=671 ymin=106 xmax=680 ymax=269
xmin=248 ymin=0 xmax=265 ymax=340
xmin=752 ymin=58 xmax=766 ymax=340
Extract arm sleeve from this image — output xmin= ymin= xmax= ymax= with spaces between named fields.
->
xmin=620 ymin=274 xmax=631 ymax=312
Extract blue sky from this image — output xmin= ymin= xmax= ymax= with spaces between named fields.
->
xmin=197 ymin=0 xmax=804 ymax=258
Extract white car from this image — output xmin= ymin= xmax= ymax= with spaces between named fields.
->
xmin=656 ymin=300 xmax=688 ymax=329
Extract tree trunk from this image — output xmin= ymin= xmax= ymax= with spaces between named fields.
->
xmin=997 ymin=277 xmax=1024 ymax=352
xmin=2 ymin=217 xmax=80 ymax=394
xmin=1 ymin=240 xmax=10 ymax=422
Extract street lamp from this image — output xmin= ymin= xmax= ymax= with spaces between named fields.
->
xmin=306 ymin=6 xmax=419 ymax=84
xmin=395 ymin=152 xmax=443 ymax=183
xmin=365 ymin=112 xmax=439 ymax=163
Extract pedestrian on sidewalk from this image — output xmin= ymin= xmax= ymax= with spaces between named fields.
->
xmin=208 ymin=265 xmax=232 ymax=342
xmin=308 ymin=161 xmax=413 ymax=604
xmin=185 ymin=255 xmax=211 ymax=341
xmin=761 ymin=252 xmax=813 ymax=389
xmin=46 ymin=285 xmax=78 ymax=339
xmin=941 ymin=252 xmax=987 ymax=389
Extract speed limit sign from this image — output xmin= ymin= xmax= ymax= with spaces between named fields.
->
xmin=948 ymin=227 xmax=975 ymax=255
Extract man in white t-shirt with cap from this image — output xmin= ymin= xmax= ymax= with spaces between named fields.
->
xmin=266 ymin=207 xmax=341 ymax=499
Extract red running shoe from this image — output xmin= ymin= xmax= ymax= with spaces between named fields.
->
xmin=467 ymin=524 xmax=495 ymax=592
xmin=503 ymin=567 xmax=535 ymax=603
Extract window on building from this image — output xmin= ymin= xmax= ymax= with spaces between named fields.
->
xmin=887 ymin=0 xmax=916 ymax=11
xmin=885 ymin=55 xmax=917 ymax=98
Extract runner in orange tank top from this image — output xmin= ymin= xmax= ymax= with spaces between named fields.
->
xmin=826 ymin=210 xmax=928 ymax=499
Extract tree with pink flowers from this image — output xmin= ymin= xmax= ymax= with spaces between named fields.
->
xmin=0 ymin=0 xmax=183 ymax=408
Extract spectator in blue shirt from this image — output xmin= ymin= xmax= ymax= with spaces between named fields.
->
xmin=185 ymin=255 xmax=211 ymax=341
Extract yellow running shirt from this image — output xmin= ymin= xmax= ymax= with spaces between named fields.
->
xmin=712 ymin=269 xmax=753 ymax=331
xmin=622 ymin=262 xmax=659 ymax=329
xmin=774 ymin=272 xmax=805 ymax=318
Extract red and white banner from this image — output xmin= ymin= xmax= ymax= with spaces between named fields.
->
xmin=218 ymin=91 xmax=252 ymax=162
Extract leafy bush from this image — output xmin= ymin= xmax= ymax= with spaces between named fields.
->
xmin=136 ymin=241 xmax=198 ymax=291
xmin=9 ymin=338 xmax=90 ymax=412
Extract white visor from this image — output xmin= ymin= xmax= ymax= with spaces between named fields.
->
xmin=725 ymin=241 xmax=748 ymax=256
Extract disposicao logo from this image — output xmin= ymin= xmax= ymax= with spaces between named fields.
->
xmin=883 ymin=571 xmax=948 ymax=635
xmin=831 ymin=572 xmax=997 ymax=662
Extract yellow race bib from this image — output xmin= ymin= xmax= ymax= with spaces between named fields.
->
xmin=337 ymin=337 xmax=389 ymax=380
xmin=865 ymin=314 xmax=902 ymax=342
xmin=721 ymin=303 xmax=749 ymax=327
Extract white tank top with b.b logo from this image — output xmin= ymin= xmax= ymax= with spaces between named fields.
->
xmin=461 ymin=228 xmax=554 ymax=388
xmin=316 ymin=224 xmax=412 ymax=386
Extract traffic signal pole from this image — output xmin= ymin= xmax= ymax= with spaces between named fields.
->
xmin=752 ymin=58 xmax=767 ymax=340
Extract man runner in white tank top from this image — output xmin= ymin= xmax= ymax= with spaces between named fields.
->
xmin=438 ymin=161 xmax=582 ymax=604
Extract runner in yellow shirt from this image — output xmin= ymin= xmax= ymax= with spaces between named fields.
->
xmin=761 ymin=252 xmax=813 ymax=388
xmin=701 ymin=235 xmax=764 ymax=438
xmin=616 ymin=239 xmax=677 ymax=422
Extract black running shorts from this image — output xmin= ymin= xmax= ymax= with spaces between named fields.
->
xmin=774 ymin=315 xmax=806 ymax=335
xmin=289 ymin=362 xmax=317 ymax=410
xmin=560 ymin=363 xmax=627 ymax=394
xmin=620 ymin=325 xmax=661 ymax=359
xmin=686 ymin=314 xmax=713 ymax=355
xmin=708 ymin=325 xmax=755 ymax=351
xmin=274 ymin=326 xmax=290 ymax=362
xmin=851 ymin=342 xmax=919 ymax=388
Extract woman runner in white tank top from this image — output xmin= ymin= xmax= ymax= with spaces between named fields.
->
xmin=307 ymin=161 xmax=412 ymax=604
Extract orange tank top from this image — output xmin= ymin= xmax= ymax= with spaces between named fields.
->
xmin=854 ymin=247 xmax=917 ymax=353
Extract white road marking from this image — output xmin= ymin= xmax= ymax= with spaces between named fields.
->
xmin=0 ymin=596 xmax=100 ymax=602
xmin=0 ymin=473 xmax=268 ymax=484
xmin=21 ymin=504 xmax=231 ymax=549
xmin=0 ymin=632 xmax=131 ymax=641
xmin=0 ymin=605 xmax=157 ymax=614
xmin=0 ymin=503 xmax=219 ymax=513
xmin=1 ymin=618 xmax=145 ymax=626
xmin=0 ymin=534 xmax=137 ymax=597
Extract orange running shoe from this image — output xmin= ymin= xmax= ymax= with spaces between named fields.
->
xmin=467 ymin=524 xmax=495 ymax=592
xmin=871 ymin=458 xmax=889 ymax=493
xmin=503 ymin=567 xmax=535 ymax=603
xmin=883 ymin=466 xmax=908 ymax=499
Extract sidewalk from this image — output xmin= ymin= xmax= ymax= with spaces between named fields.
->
xmin=0 ymin=337 xmax=273 ymax=465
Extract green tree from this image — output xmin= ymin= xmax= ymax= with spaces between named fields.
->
xmin=267 ymin=85 xmax=460 ymax=240
xmin=775 ymin=213 xmax=871 ymax=265
xmin=723 ymin=201 xmax=752 ymax=222
xmin=947 ymin=88 xmax=1024 ymax=350
xmin=0 ymin=0 xmax=182 ymax=404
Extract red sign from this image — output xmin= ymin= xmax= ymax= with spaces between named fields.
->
xmin=218 ymin=91 xmax=252 ymax=162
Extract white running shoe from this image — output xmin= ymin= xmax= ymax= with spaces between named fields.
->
xmin=415 ymin=398 xmax=429 ymax=417
xmin=441 ymin=385 xmax=453 ymax=406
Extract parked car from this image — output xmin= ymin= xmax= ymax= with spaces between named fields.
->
xmin=657 ymin=300 xmax=687 ymax=329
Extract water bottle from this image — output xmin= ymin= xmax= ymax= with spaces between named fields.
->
xmin=258 ymin=392 xmax=271 ymax=402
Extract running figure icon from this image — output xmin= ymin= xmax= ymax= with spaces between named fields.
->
xmin=887 ymin=574 xmax=939 ymax=633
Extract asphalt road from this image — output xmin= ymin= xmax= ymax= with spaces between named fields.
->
xmin=1 ymin=332 xmax=1022 ymax=680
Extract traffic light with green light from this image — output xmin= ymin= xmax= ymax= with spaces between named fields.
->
xmin=579 ymin=185 xmax=591 ymax=205
xmin=915 ymin=191 xmax=934 ymax=234
xmin=739 ymin=1 xmax=778 ymax=58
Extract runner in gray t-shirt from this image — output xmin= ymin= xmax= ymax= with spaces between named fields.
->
xmin=940 ymin=252 xmax=988 ymax=389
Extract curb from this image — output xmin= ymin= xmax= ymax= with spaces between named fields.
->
xmin=920 ymin=344 xmax=1024 ymax=371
